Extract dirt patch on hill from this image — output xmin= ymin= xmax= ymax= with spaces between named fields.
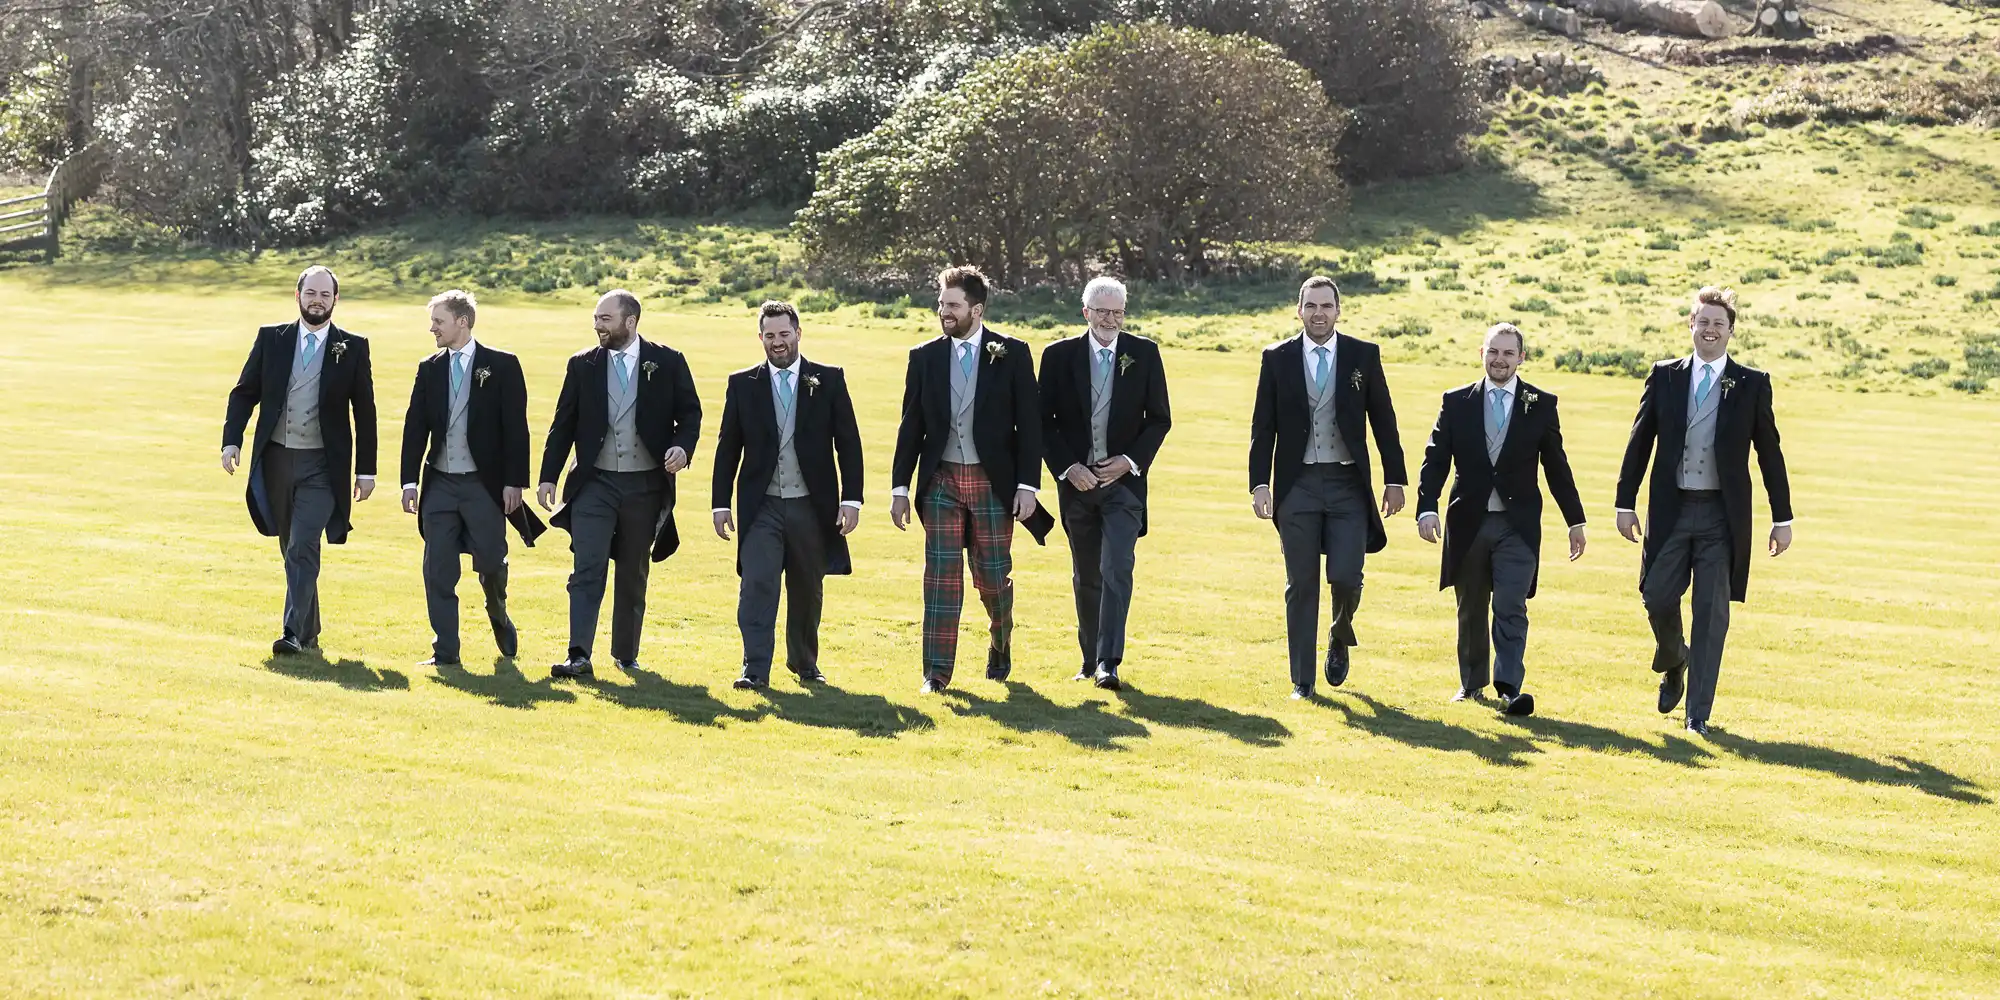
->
xmin=1660 ymin=33 xmax=1902 ymax=66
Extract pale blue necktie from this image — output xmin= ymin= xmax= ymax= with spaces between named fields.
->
xmin=298 ymin=332 xmax=319 ymax=373
xmin=614 ymin=353 xmax=631 ymax=392
xmin=776 ymin=369 xmax=795 ymax=419
xmin=1094 ymin=348 xmax=1113 ymax=399
xmin=958 ymin=342 xmax=975 ymax=378
xmin=1490 ymin=387 xmax=1510 ymax=434
xmin=1694 ymin=365 xmax=1715 ymax=410
xmin=1312 ymin=346 xmax=1331 ymax=395
xmin=451 ymin=352 xmax=467 ymax=395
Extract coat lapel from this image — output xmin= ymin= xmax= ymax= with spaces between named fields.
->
xmin=1715 ymin=358 xmax=1745 ymax=440
xmin=315 ymin=324 xmax=343 ymax=412
xmin=927 ymin=336 xmax=952 ymax=427
xmin=1495 ymin=381 xmax=1533 ymax=469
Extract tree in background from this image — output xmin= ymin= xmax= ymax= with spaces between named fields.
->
xmin=797 ymin=23 xmax=1343 ymax=288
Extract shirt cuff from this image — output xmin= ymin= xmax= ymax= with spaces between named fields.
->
xmin=711 ymin=508 xmax=729 ymax=514
xmin=1616 ymin=508 xmax=1635 ymax=515
xmin=1568 ymin=522 xmax=1586 ymax=529
xmin=357 ymin=475 xmax=375 ymax=483
xmin=1385 ymin=483 xmax=1407 ymax=489
xmin=840 ymin=500 xmax=862 ymax=509
xmin=1418 ymin=511 xmax=1438 ymax=523
xmin=891 ymin=486 xmax=909 ymax=499
xmin=1773 ymin=520 xmax=1793 ymax=528
xmin=1120 ymin=456 xmax=1140 ymax=477
xmin=401 ymin=482 xmax=418 ymax=492
xmin=1251 ymin=484 xmax=1270 ymax=494
xmin=1017 ymin=484 xmax=1039 ymax=494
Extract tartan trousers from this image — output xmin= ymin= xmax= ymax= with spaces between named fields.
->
xmin=919 ymin=462 xmax=1015 ymax=679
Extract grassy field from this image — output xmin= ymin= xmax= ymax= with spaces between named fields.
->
xmin=2 ymin=275 xmax=1998 ymax=998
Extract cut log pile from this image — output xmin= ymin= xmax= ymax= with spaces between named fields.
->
xmin=1749 ymin=0 xmax=1811 ymax=39
xmin=1552 ymin=0 xmax=1732 ymax=39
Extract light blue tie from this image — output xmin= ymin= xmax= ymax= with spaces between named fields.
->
xmin=1095 ymin=349 xmax=1113 ymax=398
xmin=776 ymin=369 xmax=795 ymax=419
xmin=1694 ymin=365 xmax=1715 ymax=409
xmin=1490 ymin=387 xmax=1510 ymax=433
xmin=959 ymin=342 xmax=975 ymax=378
xmin=614 ymin=353 xmax=631 ymax=392
xmin=299 ymin=332 xmax=319 ymax=371
xmin=451 ymin=352 xmax=467 ymax=395
xmin=1313 ymin=346 xmax=1330 ymax=395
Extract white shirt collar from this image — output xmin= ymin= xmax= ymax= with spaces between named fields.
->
xmin=1087 ymin=330 xmax=1118 ymax=353
xmin=767 ymin=357 xmax=805 ymax=380
xmin=950 ymin=325 xmax=984 ymax=352
xmin=1299 ymin=330 xmax=1338 ymax=353
xmin=448 ymin=338 xmax=477 ymax=363
xmin=614 ymin=336 xmax=643 ymax=361
xmin=299 ymin=318 xmax=330 ymax=340
xmin=1691 ymin=352 xmax=1728 ymax=373
xmin=1483 ymin=375 xmax=1519 ymax=395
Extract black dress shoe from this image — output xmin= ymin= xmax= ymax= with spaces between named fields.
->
xmin=794 ymin=667 xmax=827 ymax=684
xmin=1658 ymin=663 xmax=1687 ymax=715
xmin=272 ymin=635 xmax=304 ymax=657
xmin=1070 ymin=665 xmax=1094 ymax=682
xmin=615 ymin=659 xmax=640 ymax=673
xmin=494 ymin=621 xmax=518 ymax=659
xmin=1494 ymin=680 xmax=1518 ymax=700
xmin=1093 ymin=663 xmax=1122 ymax=692
xmin=551 ymin=657 xmax=594 ymax=680
xmin=985 ymin=648 xmax=1011 ymax=681
xmin=1685 ymin=718 xmax=1710 ymax=736
xmin=921 ymin=675 xmax=949 ymax=694
xmin=732 ymin=675 xmax=766 ymax=691
xmin=419 ymin=656 xmax=461 ymax=668
xmin=1290 ymin=684 xmax=1314 ymax=701
xmin=1451 ymin=687 xmax=1487 ymax=703
xmin=1502 ymin=691 xmax=1536 ymax=717
xmin=1324 ymin=644 xmax=1350 ymax=687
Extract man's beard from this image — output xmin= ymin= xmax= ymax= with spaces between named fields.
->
xmin=301 ymin=302 xmax=333 ymax=325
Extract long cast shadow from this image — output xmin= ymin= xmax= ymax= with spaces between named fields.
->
xmin=755 ymin=682 xmax=935 ymax=738
xmin=1112 ymin=685 xmax=1292 ymax=747
xmin=943 ymin=681 xmax=1150 ymax=750
xmin=1500 ymin=714 xmax=1716 ymax=768
xmin=262 ymin=653 xmax=410 ymax=692
xmin=1326 ymin=692 xmax=1538 ymax=768
xmin=587 ymin=665 xmax=766 ymax=728
xmin=1708 ymin=731 xmax=1990 ymax=805
xmin=430 ymin=657 xmax=576 ymax=710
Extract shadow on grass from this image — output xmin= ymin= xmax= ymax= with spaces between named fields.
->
xmin=430 ymin=657 xmax=576 ymax=710
xmin=1709 ymin=730 xmax=1990 ymax=805
xmin=1501 ymin=714 xmax=1717 ymax=768
xmin=1326 ymin=692 xmax=1538 ymax=768
xmin=754 ymin=681 xmax=936 ymax=738
xmin=1112 ymin=684 xmax=1292 ymax=747
xmin=262 ymin=653 xmax=409 ymax=692
xmin=942 ymin=680 xmax=1149 ymax=750
xmin=587 ymin=665 xmax=765 ymax=728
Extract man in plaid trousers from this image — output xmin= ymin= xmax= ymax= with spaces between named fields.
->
xmin=891 ymin=266 xmax=1056 ymax=693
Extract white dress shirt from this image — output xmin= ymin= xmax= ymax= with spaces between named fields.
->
xmin=300 ymin=318 xmax=372 ymax=484
xmin=1252 ymin=330 xmax=1405 ymax=494
xmin=1061 ymin=332 xmax=1137 ymax=483
xmin=890 ymin=325 xmax=1039 ymax=500
xmin=714 ymin=358 xmax=863 ymax=514
xmin=1616 ymin=352 xmax=1791 ymax=527
xmin=404 ymin=339 xmax=476 ymax=491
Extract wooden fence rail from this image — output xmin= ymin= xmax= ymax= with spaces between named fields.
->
xmin=0 ymin=142 xmax=109 ymax=260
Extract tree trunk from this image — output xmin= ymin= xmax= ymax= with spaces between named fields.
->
xmin=1518 ymin=2 xmax=1581 ymax=37
xmin=1559 ymin=0 xmax=1731 ymax=38
xmin=1750 ymin=0 xmax=1810 ymax=39
xmin=58 ymin=0 xmax=92 ymax=154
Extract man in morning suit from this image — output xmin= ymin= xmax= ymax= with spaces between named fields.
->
xmin=537 ymin=290 xmax=702 ymax=680
xmin=221 ymin=265 xmax=378 ymax=656
xmin=1415 ymin=323 xmax=1587 ymax=717
xmin=1038 ymin=276 xmax=1172 ymax=691
xmin=1249 ymin=275 xmax=1408 ymax=700
xmin=890 ymin=265 xmax=1055 ymax=694
xmin=399 ymin=290 xmax=545 ymax=667
xmin=711 ymin=301 xmax=865 ymax=690
xmin=1616 ymin=286 xmax=1793 ymax=735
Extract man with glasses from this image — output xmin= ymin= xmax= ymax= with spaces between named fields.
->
xmin=1038 ymin=277 xmax=1172 ymax=690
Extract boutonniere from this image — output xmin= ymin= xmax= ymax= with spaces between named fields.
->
xmin=642 ymin=360 xmax=659 ymax=382
xmin=1118 ymin=353 xmax=1135 ymax=375
xmin=475 ymin=366 xmax=491 ymax=388
xmin=805 ymin=373 xmax=821 ymax=396
xmin=1522 ymin=390 xmax=1540 ymax=412
xmin=329 ymin=340 xmax=347 ymax=364
xmin=1720 ymin=376 xmax=1738 ymax=399
xmin=1349 ymin=369 xmax=1364 ymax=392
xmin=985 ymin=341 xmax=1007 ymax=364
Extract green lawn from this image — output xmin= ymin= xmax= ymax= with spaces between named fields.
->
xmin=1 ymin=277 xmax=1996 ymax=997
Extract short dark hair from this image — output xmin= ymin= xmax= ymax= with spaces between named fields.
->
xmin=938 ymin=265 xmax=989 ymax=307
xmin=297 ymin=265 xmax=338 ymax=296
xmin=1299 ymin=274 xmax=1342 ymax=308
xmin=1692 ymin=285 xmax=1736 ymax=329
xmin=1485 ymin=322 xmax=1525 ymax=355
xmin=758 ymin=299 xmax=801 ymax=332
xmin=603 ymin=289 xmax=642 ymax=321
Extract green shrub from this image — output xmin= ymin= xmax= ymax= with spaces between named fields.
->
xmin=1903 ymin=358 xmax=1951 ymax=379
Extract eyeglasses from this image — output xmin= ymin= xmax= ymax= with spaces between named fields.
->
xmin=1087 ymin=307 xmax=1126 ymax=320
